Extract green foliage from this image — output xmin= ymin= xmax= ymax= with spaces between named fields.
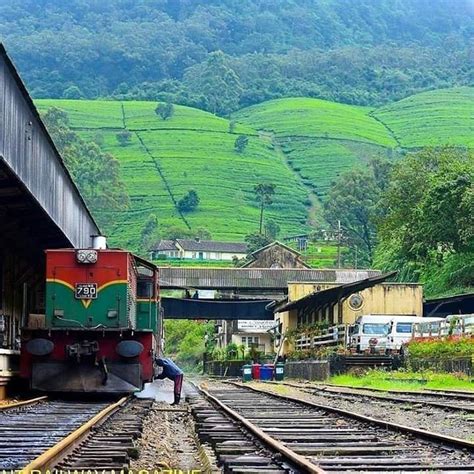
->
xmin=375 ymin=147 xmax=473 ymax=295
xmin=163 ymin=320 xmax=214 ymax=370
xmin=234 ymin=135 xmax=249 ymax=153
xmin=155 ymin=102 xmax=174 ymax=120
xmin=184 ymin=51 xmax=242 ymax=115
xmin=140 ymin=214 xmax=159 ymax=252
xmin=41 ymin=107 xmax=129 ymax=233
xmin=324 ymin=158 xmax=392 ymax=266
xmin=225 ymin=343 xmax=238 ymax=360
xmin=245 ymin=233 xmax=272 ymax=253
xmin=116 ymin=129 xmax=132 ymax=146
xmin=177 ymin=190 xmax=200 ymax=213
xmin=264 ymin=220 xmax=280 ymax=240
xmin=5 ymin=1 xmax=471 ymax=113
xmin=63 ymin=85 xmax=83 ymax=99
xmin=331 ymin=368 xmax=473 ymax=391
xmin=254 ymin=183 xmax=276 ymax=233
xmin=407 ymin=337 xmax=474 ymax=359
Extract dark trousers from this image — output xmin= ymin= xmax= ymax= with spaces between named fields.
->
xmin=173 ymin=374 xmax=183 ymax=403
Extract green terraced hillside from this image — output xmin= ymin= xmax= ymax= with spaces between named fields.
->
xmin=234 ymin=97 xmax=398 ymax=201
xmin=234 ymin=97 xmax=397 ymax=146
xmin=234 ymin=88 xmax=473 ymax=201
xmin=36 ymin=87 xmax=473 ymax=251
xmin=372 ymin=87 xmax=474 ymax=148
xmin=36 ymin=99 xmax=309 ymax=250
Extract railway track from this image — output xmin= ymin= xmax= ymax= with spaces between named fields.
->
xmin=0 ymin=398 xmax=110 ymax=469
xmin=196 ymin=382 xmax=474 ymax=473
xmin=0 ymin=394 xmax=153 ymax=472
xmin=272 ymin=381 xmax=474 ymax=412
xmin=54 ymin=398 xmax=153 ymax=472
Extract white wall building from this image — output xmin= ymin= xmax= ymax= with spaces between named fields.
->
xmin=151 ymin=238 xmax=248 ymax=261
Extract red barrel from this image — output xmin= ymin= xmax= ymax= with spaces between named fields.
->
xmin=251 ymin=363 xmax=261 ymax=380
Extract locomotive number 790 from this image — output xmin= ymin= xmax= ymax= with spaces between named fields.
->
xmin=75 ymin=283 xmax=98 ymax=299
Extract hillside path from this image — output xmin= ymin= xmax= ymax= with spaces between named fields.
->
xmin=259 ymin=131 xmax=322 ymax=228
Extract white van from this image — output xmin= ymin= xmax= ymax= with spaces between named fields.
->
xmin=386 ymin=316 xmax=444 ymax=351
xmin=349 ymin=315 xmax=393 ymax=352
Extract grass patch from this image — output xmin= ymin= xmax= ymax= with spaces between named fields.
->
xmin=330 ymin=369 xmax=474 ymax=392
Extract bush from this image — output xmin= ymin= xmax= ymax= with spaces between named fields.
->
xmin=177 ymin=190 xmax=200 ymax=213
xmin=407 ymin=336 xmax=474 ymax=359
xmin=116 ymin=129 xmax=132 ymax=146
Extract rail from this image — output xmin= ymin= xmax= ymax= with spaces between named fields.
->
xmin=196 ymin=383 xmax=325 ymax=473
xmin=22 ymin=396 xmax=128 ymax=473
xmin=0 ymin=395 xmax=47 ymax=410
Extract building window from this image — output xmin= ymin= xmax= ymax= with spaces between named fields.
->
xmin=242 ymin=336 xmax=259 ymax=347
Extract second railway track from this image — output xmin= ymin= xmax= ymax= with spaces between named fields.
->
xmin=271 ymin=381 xmax=474 ymax=413
xmin=196 ymin=382 xmax=474 ymax=473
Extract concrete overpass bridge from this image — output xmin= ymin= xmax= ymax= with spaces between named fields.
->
xmin=159 ymin=267 xmax=381 ymax=320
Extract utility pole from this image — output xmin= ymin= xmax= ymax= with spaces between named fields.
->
xmin=336 ymin=220 xmax=342 ymax=268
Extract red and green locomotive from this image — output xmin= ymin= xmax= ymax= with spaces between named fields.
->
xmin=20 ymin=248 xmax=162 ymax=393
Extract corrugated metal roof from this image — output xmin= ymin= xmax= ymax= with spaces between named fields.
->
xmin=159 ymin=267 xmax=381 ymax=290
xmin=275 ymin=272 xmax=397 ymax=313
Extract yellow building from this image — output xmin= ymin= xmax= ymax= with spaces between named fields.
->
xmin=274 ymin=273 xmax=423 ymax=355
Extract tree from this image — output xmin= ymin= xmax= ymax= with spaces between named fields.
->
xmin=177 ymin=190 xmax=200 ymax=213
xmin=140 ymin=214 xmax=159 ymax=253
xmin=254 ymin=183 xmax=276 ymax=234
xmin=184 ymin=51 xmax=243 ymax=115
xmin=378 ymin=148 xmax=473 ymax=260
xmin=228 ymin=120 xmax=236 ymax=134
xmin=264 ymin=220 xmax=280 ymax=240
xmin=234 ymin=135 xmax=249 ymax=153
xmin=376 ymin=147 xmax=473 ymax=291
xmin=324 ymin=158 xmax=391 ymax=266
xmin=245 ymin=232 xmax=272 ymax=253
xmin=116 ymin=129 xmax=132 ymax=146
xmin=155 ymin=102 xmax=174 ymax=120
xmin=41 ymin=107 xmax=129 ymax=232
xmin=63 ymin=85 xmax=83 ymax=99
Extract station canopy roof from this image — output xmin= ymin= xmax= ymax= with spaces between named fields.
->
xmin=273 ymin=272 xmax=397 ymax=314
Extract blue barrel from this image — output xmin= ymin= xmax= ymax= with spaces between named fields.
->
xmin=260 ymin=365 xmax=273 ymax=381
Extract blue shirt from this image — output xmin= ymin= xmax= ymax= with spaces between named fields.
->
xmin=156 ymin=358 xmax=183 ymax=379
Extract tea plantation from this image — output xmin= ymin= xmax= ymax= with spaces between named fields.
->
xmin=36 ymin=87 xmax=472 ymax=250
xmin=36 ymin=99 xmax=309 ymax=249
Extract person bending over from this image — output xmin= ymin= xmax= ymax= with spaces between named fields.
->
xmin=155 ymin=357 xmax=184 ymax=405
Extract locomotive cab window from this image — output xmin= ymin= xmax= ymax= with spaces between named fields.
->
xmin=137 ymin=279 xmax=154 ymax=298
xmin=136 ymin=264 xmax=156 ymax=299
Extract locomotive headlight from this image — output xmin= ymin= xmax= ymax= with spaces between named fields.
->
xmin=76 ymin=249 xmax=98 ymax=264
xmin=54 ymin=309 xmax=64 ymax=318
xmin=107 ymin=310 xmax=118 ymax=319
